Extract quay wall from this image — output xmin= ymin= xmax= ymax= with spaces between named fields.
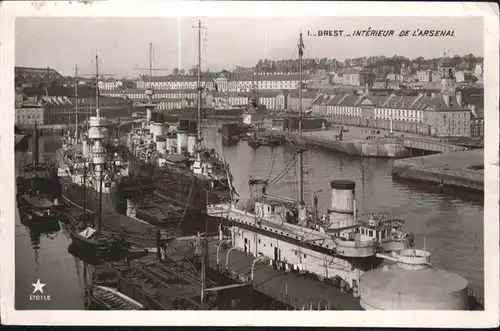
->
xmin=392 ymin=149 xmax=484 ymax=192
xmin=262 ymin=130 xmax=409 ymax=158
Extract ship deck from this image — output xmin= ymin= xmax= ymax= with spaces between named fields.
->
xmin=101 ymin=213 xmax=160 ymax=247
xmin=206 ymin=239 xmax=362 ymax=310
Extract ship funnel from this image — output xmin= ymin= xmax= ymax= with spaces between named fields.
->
xmin=328 ymin=180 xmax=356 ymax=230
xmin=151 ymin=122 xmax=165 ymax=139
xmin=187 ymin=121 xmax=197 ymax=155
xmin=166 ymin=132 xmax=177 ymax=154
xmin=177 ymin=120 xmax=189 ymax=155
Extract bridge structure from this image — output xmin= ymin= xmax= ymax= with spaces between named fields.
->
xmin=257 ymin=129 xmax=466 ymax=154
xmin=393 ymin=137 xmax=467 ymax=153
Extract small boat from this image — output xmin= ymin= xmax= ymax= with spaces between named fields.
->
xmin=17 ymin=194 xmax=61 ymax=226
xmin=247 ymin=138 xmax=260 ymax=148
xmin=69 ymin=227 xmax=122 ymax=254
xmin=258 ymin=134 xmax=283 ymax=147
xmin=86 ymin=285 xmax=146 ymax=310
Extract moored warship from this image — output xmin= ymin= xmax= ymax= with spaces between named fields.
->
xmin=126 ymin=25 xmax=237 ymax=222
xmin=55 ymin=55 xmax=164 ymax=249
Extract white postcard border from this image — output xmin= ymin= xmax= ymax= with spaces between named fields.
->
xmin=1 ymin=1 xmax=498 ymax=327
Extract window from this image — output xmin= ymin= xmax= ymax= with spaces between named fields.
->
xmin=361 ymin=228 xmax=365 ymax=235
xmin=369 ymin=230 xmax=373 ymax=237
xmin=258 ymin=239 xmax=261 ymax=244
xmin=303 ymin=254 xmax=307 ymax=258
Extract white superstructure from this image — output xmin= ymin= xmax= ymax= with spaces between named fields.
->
xmin=208 ymin=179 xmax=413 ymax=291
xmin=57 ymin=108 xmax=129 ymax=195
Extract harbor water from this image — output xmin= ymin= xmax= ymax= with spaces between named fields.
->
xmin=15 ymin=126 xmax=484 ymax=309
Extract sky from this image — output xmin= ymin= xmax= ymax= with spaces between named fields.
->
xmin=15 ymin=16 xmax=483 ymax=78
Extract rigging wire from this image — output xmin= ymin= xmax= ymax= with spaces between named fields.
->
xmin=267 ymin=157 xmax=297 ymax=188
xmin=176 ymin=175 xmax=196 ymax=230
xmin=266 ymin=152 xmax=297 ymax=187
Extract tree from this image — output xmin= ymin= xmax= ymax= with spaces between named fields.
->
xmin=172 ymin=68 xmax=179 ymax=75
xmin=188 ymin=66 xmax=197 ymax=76
xmin=179 ymin=68 xmax=186 ymax=75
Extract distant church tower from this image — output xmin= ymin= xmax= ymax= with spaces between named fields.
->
xmin=440 ymin=55 xmax=457 ymax=107
xmin=440 ymin=53 xmax=456 ymax=95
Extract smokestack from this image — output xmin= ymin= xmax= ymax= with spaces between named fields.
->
xmin=176 ymin=120 xmax=189 ymax=155
xmin=166 ymin=132 xmax=177 ymax=154
xmin=456 ymin=91 xmax=462 ymax=107
xmin=328 ymin=180 xmax=356 ymax=231
xmin=187 ymin=121 xmax=197 ymax=155
xmin=443 ymin=94 xmax=450 ymax=107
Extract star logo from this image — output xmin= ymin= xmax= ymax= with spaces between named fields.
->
xmin=32 ymin=279 xmax=46 ymax=294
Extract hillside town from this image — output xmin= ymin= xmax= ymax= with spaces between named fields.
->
xmin=15 ymin=54 xmax=484 ymax=139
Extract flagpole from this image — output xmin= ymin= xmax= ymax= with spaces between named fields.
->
xmin=298 ymin=32 xmax=305 ymax=205
xmin=196 ymin=20 xmax=202 ymax=150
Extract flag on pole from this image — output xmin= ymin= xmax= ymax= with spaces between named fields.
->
xmin=298 ymin=33 xmax=305 ymax=58
xmin=212 ymin=77 xmax=219 ymax=92
xmin=204 ymin=77 xmax=219 ymax=92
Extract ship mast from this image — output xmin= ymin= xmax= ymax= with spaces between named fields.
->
xmin=148 ymin=41 xmax=153 ymax=105
xmin=95 ymin=53 xmax=103 ymax=237
xmin=195 ymin=20 xmax=203 ymax=150
xmin=74 ymin=64 xmax=79 ymax=141
xmin=298 ymin=32 xmax=305 ymax=205
xmin=95 ymin=54 xmax=100 ymax=110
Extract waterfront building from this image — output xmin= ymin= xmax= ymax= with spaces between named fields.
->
xmin=257 ymin=90 xmax=283 ymax=110
xmin=372 ymin=79 xmax=389 ymax=90
xmin=287 ymin=90 xmax=318 ymax=111
xmin=132 ymin=97 xmax=195 ymax=110
xmin=214 ymin=75 xmax=229 ymax=92
xmin=342 ymin=68 xmax=364 ymax=86
xmin=98 ymin=78 xmax=123 ymax=90
xmin=386 ymin=73 xmax=399 ymax=81
xmin=206 ymin=91 xmax=248 ymax=108
xmin=15 ymin=96 xmax=72 ymax=125
xmin=276 ymin=90 xmax=289 ymax=111
xmin=103 ymin=88 xmax=198 ymax=101
xmin=15 ymin=105 xmax=46 ymax=125
xmin=321 ymin=90 xmax=472 ymax=137
xmin=416 ymin=70 xmax=433 ymax=82
xmin=331 ymin=72 xmax=344 ymax=85
xmin=136 ymin=75 xmax=215 ymax=90
xmin=387 ymin=80 xmax=401 ymax=90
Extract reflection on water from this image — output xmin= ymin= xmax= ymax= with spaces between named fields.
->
xmin=15 ymin=125 xmax=484 ymax=310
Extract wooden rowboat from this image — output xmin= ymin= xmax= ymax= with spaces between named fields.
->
xmin=86 ymin=285 xmax=146 ymax=310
